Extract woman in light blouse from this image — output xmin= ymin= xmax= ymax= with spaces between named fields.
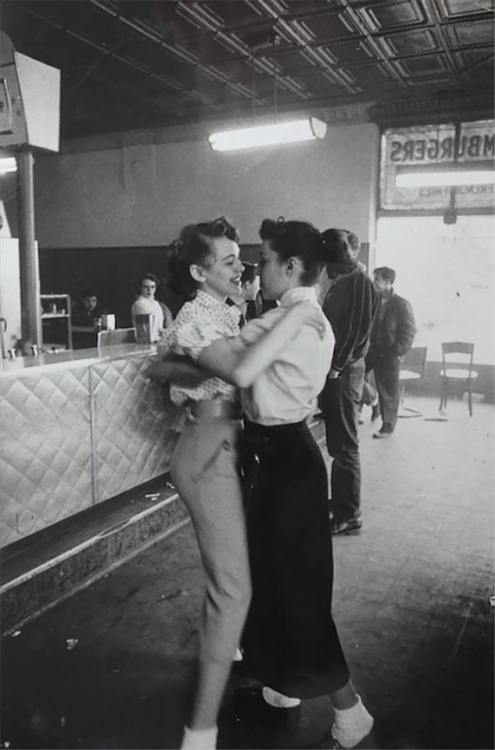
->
xmin=131 ymin=272 xmax=173 ymax=341
xmin=154 ymin=217 xmax=321 ymax=750
xmin=195 ymin=218 xmax=374 ymax=750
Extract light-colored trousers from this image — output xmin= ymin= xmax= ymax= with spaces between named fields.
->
xmin=171 ymin=416 xmax=251 ymax=662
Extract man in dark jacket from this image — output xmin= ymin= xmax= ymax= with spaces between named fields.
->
xmin=319 ymin=229 xmax=379 ymax=536
xmin=367 ymin=266 xmax=416 ymax=439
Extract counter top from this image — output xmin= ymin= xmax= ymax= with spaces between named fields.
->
xmin=0 ymin=343 xmax=157 ymax=378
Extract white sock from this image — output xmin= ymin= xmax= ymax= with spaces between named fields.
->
xmin=233 ymin=647 xmax=243 ymax=662
xmin=262 ymin=686 xmax=301 ymax=708
xmin=180 ymin=725 xmax=218 ymax=750
xmin=331 ymin=695 xmax=374 ymax=748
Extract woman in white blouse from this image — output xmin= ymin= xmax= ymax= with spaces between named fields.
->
xmin=131 ymin=272 xmax=173 ymax=341
xmin=154 ymin=218 xmax=320 ymax=750
xmin=195 ymin=219 xmax=374 ymax=750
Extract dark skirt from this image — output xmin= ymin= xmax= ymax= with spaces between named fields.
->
xmin=241 ymin=419 xmax=350 ymax=699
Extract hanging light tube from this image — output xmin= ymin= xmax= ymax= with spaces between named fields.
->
xmin=208 ymin=117 xmax=327 ymax=152
xmin=396 ymin=161 xmax=495 ymax=187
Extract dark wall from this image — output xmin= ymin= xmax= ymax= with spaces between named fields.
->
xmin=39 ymin=244 xmax=262 ymax=325
xmin=40 ymin=246 xmax=173 ymax=327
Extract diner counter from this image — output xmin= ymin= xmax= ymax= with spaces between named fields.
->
xmin=0 ymin=344 xmax=181 ymax=548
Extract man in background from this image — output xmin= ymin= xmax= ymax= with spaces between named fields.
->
xmin=72 ymin=290 xmax=102 ymax=349
xmin=229 ymin=262 xmax=261 ymax=325
xmin=319 ymin=229 xmax=378 ymax=536
xmin=367 ymin=266 xmax=416 ymax=439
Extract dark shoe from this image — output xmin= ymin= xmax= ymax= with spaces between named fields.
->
xmin=371 ymin=403 xmax=380 ymax=422
xmin=331 ymin=516 xmax=362 ymax=536
xmin=372 ymin=428 xmax=393 ymax=439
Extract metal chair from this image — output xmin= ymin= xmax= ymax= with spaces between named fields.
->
xmin=439 ymin=342 xmax=478 ymax=417
xmin=398 ymin=346 xmax=427 ymax=418
xmin=97 ymin=328 xmax=136 ymax=348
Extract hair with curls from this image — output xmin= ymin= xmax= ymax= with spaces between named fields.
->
xmin=258 ymin=217 xmax=324 ymax=286
xmin=168 ymin=217 xmax=239 ymax=301
xmin=240 ymin=261 xmax=257 ymax=286
xmin=320 ymin=228 xmax=360 ymax=279
xmin=373 ymin=266 xmax=396 ymax=284
xmin=259 ymin=216 xmax=286 ymax=241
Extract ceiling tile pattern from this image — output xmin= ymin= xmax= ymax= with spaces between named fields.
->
xmin=1 ymin=0 xmax=493 ymax=140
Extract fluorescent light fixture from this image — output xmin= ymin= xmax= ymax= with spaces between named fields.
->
xmin=0 ymin=156 xmax=17 ymax=175
xmin=396 ymin=161 xmax=495 ymax=187
xmin=208 ymin=117 xmax=327 ymax=152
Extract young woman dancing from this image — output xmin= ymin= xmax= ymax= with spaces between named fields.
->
xmin=195 ymin=218 xmax=374 ymax=749
xmin=153 ymin=217 xmax=321 ymax=750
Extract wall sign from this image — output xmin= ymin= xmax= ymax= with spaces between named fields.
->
xmin=380 ymin=120 xmax=495 ymax=211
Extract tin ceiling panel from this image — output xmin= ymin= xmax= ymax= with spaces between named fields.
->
xmin=385 ymin=29 xmax=440 ymax=56
xmin=455 ymin=49 xmax=495 ymax=82
xmin=202 ymin=0 xmax=264 ymax=28
xmin=398 ymin=53 xmax=453 ymax=78
xmin=437 ymin=0 xmax=494 ymax=20
xmin=447 ymin=20 xmax=495 ymax=46
xmin=299 ymin=12 xmax=355 ymax=40
xmin=0 ymin=0 xmax=492 ymax=140
xmin=322 ymin=41 xmax=374 ymax=64
xmin=357 ymin=0 xmax=428 ymax=31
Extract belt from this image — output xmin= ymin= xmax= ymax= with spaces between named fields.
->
xmin=189 ymin=400 xmax=242 ymax=420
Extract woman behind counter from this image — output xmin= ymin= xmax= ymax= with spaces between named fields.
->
xmin=131 ymin=272 xmax=173 ymax=341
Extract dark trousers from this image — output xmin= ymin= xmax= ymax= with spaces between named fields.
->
xmin=241 ymin=421 xmax=350 ymax=698
xmin=372 ymin=353 xmax=401 ymax=432
xmin=361 ymin=375 xmax=377 ymax=406
xmin=320 ymin=358 xmax=365 ymax=523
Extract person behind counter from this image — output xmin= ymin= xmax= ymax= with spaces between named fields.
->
xmin=72 ymin=290 xmax=103 ymax=349
xmin=131 ymin=273 xmax=173 ymax=341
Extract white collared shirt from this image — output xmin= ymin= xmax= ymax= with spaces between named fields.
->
xmin=131 ymin=296 xmax=165 ymax=330
xmin=239 ymin=286 xmax=334 ymax=426
xmin=157 ymin=290 xmax=240 ymax=405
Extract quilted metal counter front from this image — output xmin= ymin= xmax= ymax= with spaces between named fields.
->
xmin=0 ymin=351 xmax=179 ymax=548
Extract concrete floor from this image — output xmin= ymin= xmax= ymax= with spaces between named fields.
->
xmin=1 ymin=397 xmax=494 ymax=750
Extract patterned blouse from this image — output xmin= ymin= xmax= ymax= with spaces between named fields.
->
xmin=157 ymin=290 xmax=241 ymax=405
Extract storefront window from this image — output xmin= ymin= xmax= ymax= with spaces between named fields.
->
xmin=375 ymin=215 xmax=495 ymax=365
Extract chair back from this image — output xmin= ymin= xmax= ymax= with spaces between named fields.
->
xmin=400 ymin=346 xmax=427 ymax=380
xmin=442 ymin=341 xmax=474 ymax=356
xmin=441 ymin=341 xmax=475 ymax=376
xmin=97 ymin=328 xmax=136 ymax=348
